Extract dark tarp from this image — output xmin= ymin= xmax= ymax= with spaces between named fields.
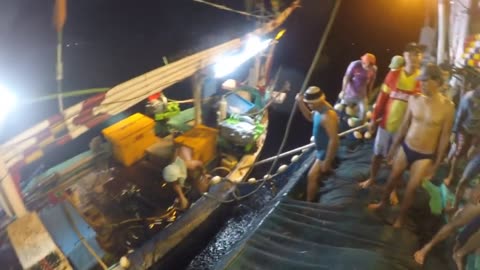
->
xmin=214 ymin=142 xmax=457 ymax=270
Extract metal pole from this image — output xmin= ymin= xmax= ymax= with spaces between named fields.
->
xmin=193 ymin=73 xmax=203 ymax=125
xmin=437 ymin=0 xmax=446 ymax=64
xmin=56 ymin=30 xmax=64 ymax=112
xmin=240 ymin=120 xmax=374 ymax=170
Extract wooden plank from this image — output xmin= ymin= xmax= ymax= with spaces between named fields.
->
xmin=7 ymin=212 xmax=72 ymax=270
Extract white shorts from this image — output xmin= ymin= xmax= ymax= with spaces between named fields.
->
xmin=374 ymin=127 xmax=394 ymax=157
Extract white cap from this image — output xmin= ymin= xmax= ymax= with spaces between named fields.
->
xmin=162 ymin=157 xmax=187 ymax=185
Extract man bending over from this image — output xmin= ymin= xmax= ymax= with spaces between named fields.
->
xmin=163 ymin=145 xmax=210 ymax=209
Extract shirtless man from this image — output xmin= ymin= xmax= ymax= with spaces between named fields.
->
xmin=359 ymin=43 xmax=423 ymax=190
xmin=368 ymin=63 xmax=455 ymax=228
xmin=296 ymin=86 xmax=339 ymax=202
xmin=414 ymin=185 xmax=480 ymax=269
xmin=162 ymin=145 xmax=210 ymax=209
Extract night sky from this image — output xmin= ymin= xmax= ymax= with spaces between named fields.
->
xmin=0 ymin=0 xmax=426 ymax=142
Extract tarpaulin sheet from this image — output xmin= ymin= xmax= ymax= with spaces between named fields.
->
xmin=215 ymin=142 xmax=456 ymax=270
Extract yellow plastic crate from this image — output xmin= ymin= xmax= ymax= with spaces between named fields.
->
xmin=102 ymin=113 xmax=157 ymax=166
xmin=174 ymin=125 xmax=218 ymax=164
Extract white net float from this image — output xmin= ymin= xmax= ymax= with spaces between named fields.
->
xmin=277 ymin=164 xmax=288 ymax=173
xmin=211 ymin=176 xmax=222 ymax=185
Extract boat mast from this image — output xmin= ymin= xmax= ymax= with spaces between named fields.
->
xmin=54 ymin=0 xmax=67 ymax=112
xmin=248 ymin=0 xmax=274 ymax=87
xmin=437 ymin=0 xmax=447 ymax=64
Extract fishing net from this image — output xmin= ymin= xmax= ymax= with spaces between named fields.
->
xmin=214 ymin=142 xmax=458 ymax=270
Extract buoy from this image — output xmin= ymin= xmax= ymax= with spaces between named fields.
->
xmin=347 ymin=118 xmax=356 ymax=127
xmin=277 ymin=164 xmax=288 ymax=173
xmin=364 ymin=131 xmax=372 ymax=139
xmin=310 ymin=136 xmax=314 ymax=142
xmin=263 ymin=174 xmax=271 ymax=180
xmin=366 ymin=111 xmax=372 ymax=120
xmin=345 ymin=106 xmax=357 ymax=116
xmin=334 ymin=103 xmax=344 ymax=111
xmin=211 ymin=176 xmax=222 ymax=185
xmin=120 ymin=256 xmax=130 ymax=269
xmin=291 ymin=155 xmax=300 ymax=163
xmin=248 ymin=178 xmax=257 ymax=184
xmin=353 ymin=131 xmax=363 ymax=139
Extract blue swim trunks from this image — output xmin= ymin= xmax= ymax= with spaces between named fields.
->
xmin=316 ymin=150 xmax=326 ymax=160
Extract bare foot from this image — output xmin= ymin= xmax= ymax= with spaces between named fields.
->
xmin=393 ymin=218 xmax=403 ymax=228
xmin=358 ymin=178 xmax=375 ymax=189
xmin=177 ymin=197 xmax=189 ymax=210
xmin=389 ymin=190 xmax=399 ymax=206
xmin=368 ymin=202 xmax=385 ymax=211
xmin=414 ymin=249 xmax=427 ymax=265
xmin=444 ymin=176 xmax=453 ymax=187
xmin=453 ymin=252 xmax=464 ymax=270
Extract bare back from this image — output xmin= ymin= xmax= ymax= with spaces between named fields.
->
xmin=405 ymin=94 xmax=454 ymax=154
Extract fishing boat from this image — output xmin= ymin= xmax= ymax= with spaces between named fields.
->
xmin=0 ymin=1 xmax=300 ymax=269
xmin=189 ymin=1 xmax=480 ymax=270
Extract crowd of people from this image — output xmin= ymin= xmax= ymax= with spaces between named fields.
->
xmin=296 ymin=42 xmax=480 ymax=269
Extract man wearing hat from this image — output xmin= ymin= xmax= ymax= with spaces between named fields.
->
xmin=388 ymin=55 xmax=405 ymax=71
xmin=296 ymin=86 xmax=339 ymax=202
xmin=359 ymin=43 xmax=424 ymax=192
xmin=368 ymin=63 xmax=455 ymax=228
xmin=340 ymin=53 xmax=378 ymax=122
xmin=163 ymin=145 xmax=210 ymax=209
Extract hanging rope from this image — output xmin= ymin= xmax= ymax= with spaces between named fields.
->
xmin=266 ymin=0 xmax=343 ymax=178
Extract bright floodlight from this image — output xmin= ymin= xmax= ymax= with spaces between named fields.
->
xmin=214 ymin=36 xmax=272 ymax=78
xmin=0 ymin=85 xmax=17 ymax=116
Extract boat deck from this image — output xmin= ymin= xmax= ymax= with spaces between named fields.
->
xmin=211 ymin=142 xmax=463 ymax=269
xmin=63 ymin=158 xmax=184 ymax=255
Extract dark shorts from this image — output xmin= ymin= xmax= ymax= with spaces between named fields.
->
xmin=457 ymin=215 xmax=480 ymax=247
xmin=454 ymin=131 xmax=480 ymax=158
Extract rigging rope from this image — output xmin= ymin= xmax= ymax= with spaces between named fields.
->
xmin=193 ymin=0 xmax=265 ymax=18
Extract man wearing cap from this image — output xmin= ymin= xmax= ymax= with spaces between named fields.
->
xmin=163 ymin=145 xmax=210 ymax=209
xmin=296 ymin=86 xmax=339 ymax=202
xmin=388 ymin=55 xmax=405 ymax=71
xmin=368 ymin=63 xmax=455 ymax=228
xmin=359 ymin=43 xmax=424 ymax=192
xmin=340 ymin=53 xmax=377 ymax=122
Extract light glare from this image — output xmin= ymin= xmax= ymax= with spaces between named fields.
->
xmin=214 ymin=36 xmax=272 ymax=78
xmin=0 ymin=85 xmax=17 ymax=117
